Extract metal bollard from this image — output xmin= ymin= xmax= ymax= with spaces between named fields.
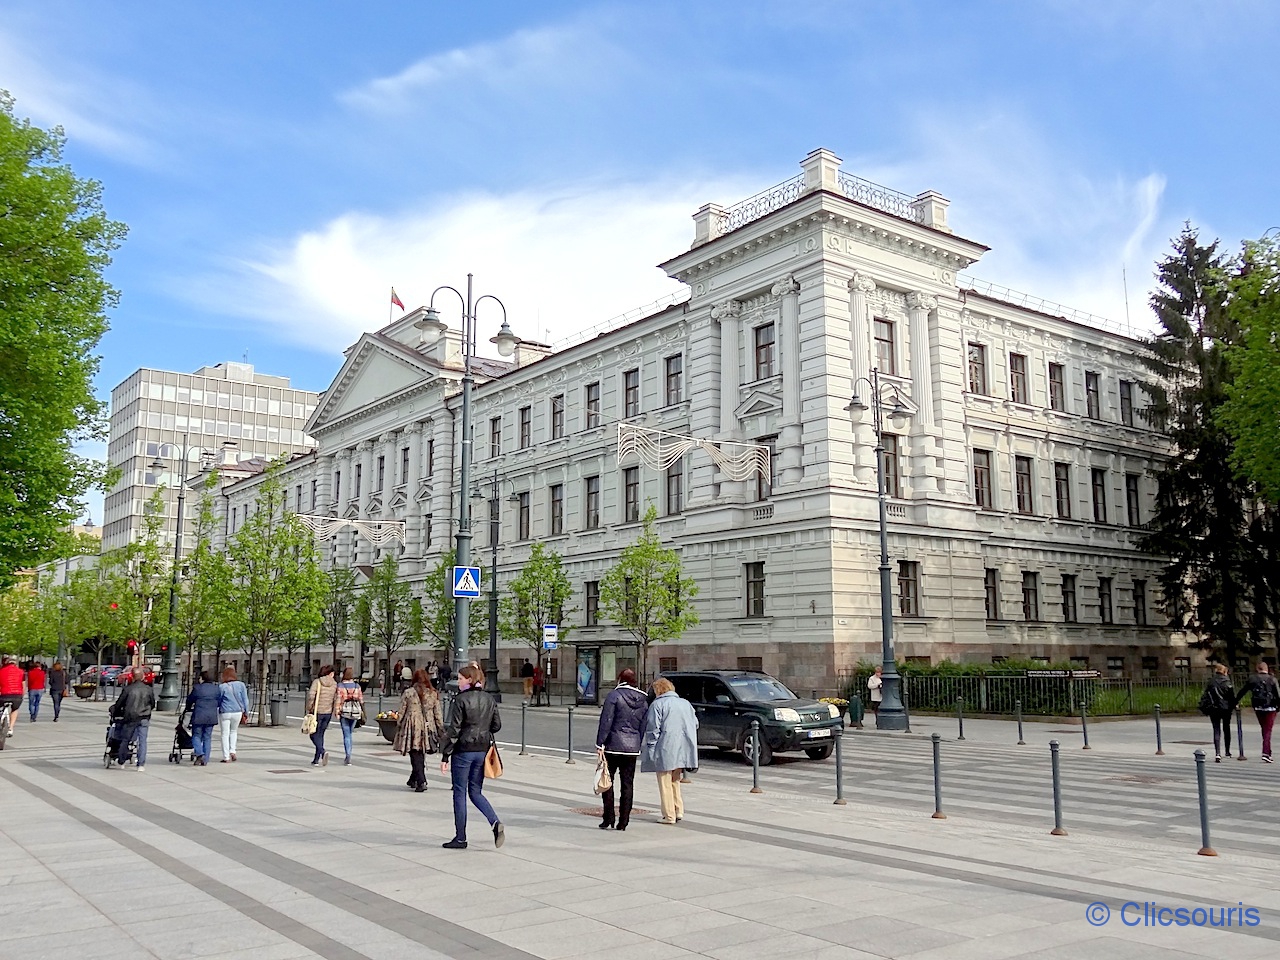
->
xmin=1016 ymin=699 xmax=1025 ymax=745
xmin=833 ymin=733 xmax=847 ymax=806
xmin=1079 ymin=700 xmax=1091 ymax=750
xmin=566 ymin=706 xmax=576 ymax=764
xmin=1194 ymin=749 xmax=1217 ymax=856
xmin=1236 ymin=708 xmax=1246 ymax=761
xmin=956 ymin=697 xmax=965 ymax=740
xmin=1049 ymin=740 xmax=1067 ymax=836
xmin=519 ymin=702 xmax=528 ymax=756
xmin=931 ymin=733 xmax=947 ymax=819
xmin=749 ymin=719 xmax=763 ymax=794
xmin=1153 ymin=704 xmax=1164 ymax=756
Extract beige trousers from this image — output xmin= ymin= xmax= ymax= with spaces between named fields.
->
xmin=655 ymin=770 xmax=684 ymax=821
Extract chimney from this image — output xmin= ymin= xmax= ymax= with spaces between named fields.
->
xmin=513 ymin=341 xmax=553 ymax=368
xmin=691 ymin=202 xmax=727 ymax=248
xmin=912 ymin=190 xmax=951 ymax=233
xmin=800 ymin=148 xmax=842 ymax=195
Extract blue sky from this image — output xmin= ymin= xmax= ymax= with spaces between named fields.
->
xmin=4 ymin=1 xmax=1280 ymax=518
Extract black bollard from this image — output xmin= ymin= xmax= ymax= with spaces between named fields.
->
xmin=566 ymin=706 xmax=576 ymax=764
xmin=1153 ymin=704 xmax=1164 ymax=756
xmin=931 ymin=733 xmax=947 ymax=819
xmin=1079 ymin=700 xmax=1091 ymax=750
xmin=1049 ymin=740 xmax=1067 ymax=836
xmin=833 ymin=733 xmax=847 ymax=806
xmin=1016 ymin=699 xmax=1026 ymax=746
xmin=1194 ymin=749 xmax=1217 ymax=856
xmin=519 ymin=702 xmax=528 ymax=756
xmin=1236 ymin=708 xmax=1246 ymax=761
xmin=956 ymin=697 xmax=965 ymax=740
xmin=749 ymin=718 xmax=763 ymax=794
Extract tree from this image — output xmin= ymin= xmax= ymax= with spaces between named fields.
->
xmin=599 ymin=506 xmax=699 ymax=682
xmin=320 ymin=566 xmax=357 ymax=668
xmin=0 ymin=580 xmax=58 ymax=658
xmin=0 ymin=94 xmax=126 ymax=585
xmin=420 ymin=549 xmax=487 ymax=656
xmin=61 ymin=565 xmax=134 ymax=699
xmin=171 ymin=488 xmax=232 ymax=682
xmin=224 ymin=465 xmax=327 ymax=725
xmin=500 ymin=542 xmax=575 ymax=664
xmin=361 ymin=554 xmax=417 ymax=691
xmin=107 ymin=489 xmax=171 ymax=657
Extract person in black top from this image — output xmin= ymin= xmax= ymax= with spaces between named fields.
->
xmin=439 ymin=664 xmax=503 ymax=849
xmin=1240 ymin=661 xmax=1280 ymax=762
xmin=112 ymin=670 xmax=156 ymax=770
xmin=1198 ymin=663 xmax=1236 ymax=761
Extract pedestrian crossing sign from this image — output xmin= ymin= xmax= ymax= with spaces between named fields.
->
xmin=451 ymin=565 xmax=482 ymax=598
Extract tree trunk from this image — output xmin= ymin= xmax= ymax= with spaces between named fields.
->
xmin=257 ymin=637 xmax=270 ymax=727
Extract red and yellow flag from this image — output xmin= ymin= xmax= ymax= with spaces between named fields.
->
xmin=390 ymin=287 xmax=405 ymax=311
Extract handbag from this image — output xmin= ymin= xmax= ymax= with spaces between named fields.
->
xmin=301 ymin=685 xmax=318 ymax=735
xmin=483 ymin=742 xmax=503 ymax=779
xmin=593 ymin=757 xmax=612 ymax=796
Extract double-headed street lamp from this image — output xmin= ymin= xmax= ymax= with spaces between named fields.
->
xmin=416 ymin=274 xmax=520 ymax=682
xmin=848 ymin=368 xmax=912 ymax=732
xmin=471 ymin=470 xmax=519 ymax=702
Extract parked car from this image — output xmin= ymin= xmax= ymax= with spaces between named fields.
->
xmin=80 ymin=664 xmax=124 ymax=685
xmin=116 ymin=665 xmax=156 ymax=685
xmin=663 ymin=670 xmax=844 ymax=766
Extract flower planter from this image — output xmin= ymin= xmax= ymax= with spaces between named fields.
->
xmin=377 ymin=718 xmax=398 ymax=743
xmin=73 ymin=684 xmax=96 ymax=700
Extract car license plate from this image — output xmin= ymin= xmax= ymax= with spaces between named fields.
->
xmin=808 ymin=729 xmax=832 ymax=738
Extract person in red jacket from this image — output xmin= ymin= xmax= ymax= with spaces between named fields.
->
xmin=0 ymin=656 xmax=24 ymax=738
xmin=26 ymin=660 xmax=47 ymax=721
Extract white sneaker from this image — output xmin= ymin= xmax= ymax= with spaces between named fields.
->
xmin=137 ymin=765 xmax=145 ymax=772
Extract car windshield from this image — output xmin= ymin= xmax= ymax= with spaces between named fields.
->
xmin=727 ymin=676 xmax=796 ymax=702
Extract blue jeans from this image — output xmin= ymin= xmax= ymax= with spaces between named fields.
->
xmin=310 ymin=714 xmax=331 ymax=763
xmin=119 ymin=719 xmax=150 ymax=766
xmin=192 ymin=724 xmax=214 ymax=761
xmin=340 ymin=717 xmax=357 ymax=759
xmin=450 ymin=750 xmax=499 ymax=842
xmin=51 ymin=692 xmax=63 ymax=720
xmin=28 ymin=691 xmax=42 ymax=720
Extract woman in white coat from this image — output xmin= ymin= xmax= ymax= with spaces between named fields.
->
xmin=639 ymin=678 xmax=699 ymax=824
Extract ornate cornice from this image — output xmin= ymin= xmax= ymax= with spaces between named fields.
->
xmin=770 ymin=274 xmax=800 ymax=298
xmin=907 ymin=292 xmax=938 ymax=312
xmin=849 ymin=273 xmax=876 ymax=294
xmin=710 ymin=299 xmax=742 ymax=323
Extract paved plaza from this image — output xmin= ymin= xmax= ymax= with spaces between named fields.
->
xmin=1 ymin=697 xmax=1278 ymax=960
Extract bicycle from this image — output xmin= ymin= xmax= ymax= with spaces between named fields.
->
xmin=0 ymin=701 xmax=11 ymax=751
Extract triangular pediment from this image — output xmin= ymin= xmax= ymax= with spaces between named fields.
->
xmin=308 ymin=334 xmax=439 ymax=434
xmin=389 ymin=489 xmax=408 ymax=509
xmin=414 ymin=480 xmax=434 ymax=503
xmin=368 ymin=496 xmax=383 ymax=516
xmin=735 ymin=390 xmax=783 ymax=419
xmin=343 ymin=501 xmax=361 ymax=520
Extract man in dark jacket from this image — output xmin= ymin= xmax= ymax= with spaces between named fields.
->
xmin=1241 ymin=661 xmax=1280 ymax=762
xmin=112 ymin=670 xmax=157 ymax=770
xmin=595 ymin=669 xmax=649 ymax=831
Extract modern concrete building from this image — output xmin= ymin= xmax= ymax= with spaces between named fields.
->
xmin=212 ymin=149 xmax=1182 ymax=690
xmin=103 ymin=362 xmax=319 ymax=554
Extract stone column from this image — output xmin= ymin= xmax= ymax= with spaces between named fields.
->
xmin=848 ymin=273 xmax=876 ymax=479
xmin=403 ymin=423 xmax=423 ymax=555
xmin=771 ymin=275 xmax=803 ymax=485
xmin=357 ymin=440 xmax=374 ymax=514
xmin=906 ymin=292 xmax=937 ymax=428
xmin=711 ymin=298 xmax=744 ymax=500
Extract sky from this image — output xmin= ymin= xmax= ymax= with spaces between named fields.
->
xmin=4 ymin=1 xmax=1280 ymax=521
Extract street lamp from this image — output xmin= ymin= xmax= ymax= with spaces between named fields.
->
xmin=847 ymin=367 xmax=912 ymax=731
xmin=417 ymin=274 xmax=519 ymax=684
xmin=469 ymin=472 xmax=519 ymax=702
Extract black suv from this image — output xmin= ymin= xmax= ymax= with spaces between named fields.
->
xmin=664 ymin=670 xmax=843 ymax=765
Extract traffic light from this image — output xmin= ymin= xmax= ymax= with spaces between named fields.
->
xmin=127 ymin=639 xmax=137 ymax=653
xmin=108 ymin=602 xmax=119 ymax=610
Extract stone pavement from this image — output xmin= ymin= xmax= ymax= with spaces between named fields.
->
xmin=1 ymin=697 xmax=1278 ymax=960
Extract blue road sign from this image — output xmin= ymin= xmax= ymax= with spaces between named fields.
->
xmin=451 ymin=565 xmax=482 ymax=598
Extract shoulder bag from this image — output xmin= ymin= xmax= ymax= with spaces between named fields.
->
xmin=301 ymin=684 xmax=318 ymax=735
xmin=483 ymin=741 xmax=504 ymax=779
xmin=593 ymin=756 xmax=612 ymax=795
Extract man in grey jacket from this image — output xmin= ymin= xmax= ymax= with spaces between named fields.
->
xmin=595 ymin=669 xmax=648 ymax=831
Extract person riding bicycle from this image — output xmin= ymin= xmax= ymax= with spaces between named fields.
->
xmin=0 ymin=656 xmax=24 ymax=738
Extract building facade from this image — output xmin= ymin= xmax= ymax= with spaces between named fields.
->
xmin=212 ymin=149 xmax=1183 ymax=688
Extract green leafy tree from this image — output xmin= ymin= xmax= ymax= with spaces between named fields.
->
xmin=0 ymin=580 xmax=58 ymax=658
xmin=0 ymin=94 xmax=126 ymax=585
xmin=172 ymin=488 xmax=232 ymax=683
xmin=420 ymin=549 xmax=487 ymax=656
xmin=224 ymin=465 xmax=327 ymax=724
xmin=102 ymin=489 xmax=171 ymax=657
xmin=321 ymin=566 xmax=357 ymax=668
xmin=61 ymin=565 xmax=134 ymax=698
xmin=500 ymin=542 xmax=575 ymax=663
xmin=599 ymin=506 xmax=699 ymax=682
xmin=361 ymin=554 xmax=417 ymax=692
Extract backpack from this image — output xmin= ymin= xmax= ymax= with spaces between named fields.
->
xmin=339 ymin=686 xmax=363 ymax=721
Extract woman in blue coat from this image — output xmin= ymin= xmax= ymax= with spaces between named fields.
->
xmin=185 ymin=671 xmax=220 ymax=766
xmin=595 ymin=668 xmax=649 ymax=831
xmin=640 ymin=678 xmax=699 ymax=825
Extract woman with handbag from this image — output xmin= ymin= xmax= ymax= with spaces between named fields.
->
xmin=595 ymin=668 xmax=648 ymax=831
xmin=305 ymin=665 xmax=338 ymax=766
xmin=439 ymin=664 xmax=504 ymax=850
xmin=1198 ymin=664 xmax=1236 ymax=762
xmin=334 ymin=667 xmax=364 ymax=766
xmin=394 ymin=669 xmax=444 ymax=792
xmin=217 ymin=667 xmax=251 ymax=763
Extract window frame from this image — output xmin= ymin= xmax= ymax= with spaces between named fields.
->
xmin=753 ymin=323 xmax=776 ymax=380
xmin=550 ymin=394 xmax=565 ymax=440
xmin=623 ymin=466 xmax=640 ymax=523
xmin=518 ymin=405 xmax=532 ymax=449
xmin=898 ymin=560 xmax=920 ymax=617
xmin=489 ymin=416 xmax=502 ymax=458
xmin=1085 ymin=371 xmax=1101 ymax=419
xmin=585 ymin=382 xmax=601 ymax=429
xmin=1119 ymin=380 xmax=1134 ymax=426
xmin=1099 ymin=576 xmax=1114 ymax=624
xmin=664 ymin=354 xmax=683 ymax=406
xmin=623 ymin=368 xmax=641 ymax=418
xmin=967 ymin=343 xmax=988 ymax=395
xmin=1021 ymin=571 xmax=1040 ymax=622
xmin=1125 ymin=473 xmax=1141 ymax=527
xmin=873 ymin=317 xmax=897 ymax=376
xmin=973 ymin=449 xmax=994 ymax=509
xmin=1014 ymin=455 xmax=1034 ymax=514
xmin=1009 ymin=353 xmax=1029 ymax=404
xmin=517 ymin=491 xmax=531 ymax=540
xmin=882 ymin=434 xmax=901 ymax=499
xmin=585 ymin=580 xmax=600 ymax=626
xmin=549 ymin=484 xmax=564 ymax=536
xmin=984 ymin=568 xmax=1000 ymax=620
xmin=755 ymin=435 xmax=779 ymax=502
xmin=745 ymin=561 xmax=766 ymax=617
xmin=1054 ymin=462 xmax=1072 ymax=519
xmin=1133 ymin=579 xmax=1148 ymax=626
xmin=1048 ymin=362 xmax=1066 ymax=412
xmin=666 ymin=458 xmax=684 ymax=516
xmin=584 ymin=475 xmax=601 ymax=530
xmin=1061 ymin=574 xmax=1078 ymax=623
xmin=1091 ymin=467 xmax=1108 ymax=523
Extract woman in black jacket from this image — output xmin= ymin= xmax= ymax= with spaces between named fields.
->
xmin=595 ymin=668 xmax=649 ymax=832
xmin=439 ymin=665 xmax=504 ymax=849
xmin=1199 ymin=664 xmax=1236 ymax=762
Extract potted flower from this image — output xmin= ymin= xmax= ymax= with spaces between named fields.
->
xmin=819 ymin=697 xmax=850 ymax=720
xmin=73 ymin=681 xmax=97 ymax=700
xmin=375 ymin=710 xmax=399 ymax=743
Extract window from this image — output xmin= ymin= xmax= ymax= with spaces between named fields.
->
xmin=1091 ymin=468 xmax=1108 ymax=523
xmin=333 ymin=471 xmax=341 ymax=504
xmin=745 ymin=562 xmax=766 ymax=617
xmin=623 ymin=466 xmax=640 ymax=523
xmin=1141 ymin=656 xmax=1159 ymax=679
xmin=310 ymin=479 xmax=317 ymax=510
xmin=295 ymin=484 xmax=302 ymax=513
xmin=665 ymin=355 xmax=683 ymax=406
xmin=1021 ymin=572 xmax=1040 ymax=621
xmin=1085 ymin=371 xmax=1101 ymax=419
xmin=1133 ymin=579 xmax=1148 ymax=626
xmin=584 ymin=581 xmax=600 ymax=626
xmin=756 ymin=436 xmax=778 ymax=501
xmin=1048 ymin=363 xmax=1066 ymax=411
xmin=984 ymin=568 xmax=1000 ymax=620
xmin=585 ymin=383 xmax=601 ymax=429
xmin=973 ymin=449 xmax=994 ymax=508
xmin=736 ymin=657 xmax=764 ymax=672
xmin=658 ymin=656 xmax=678 ymax=674
xmin=874 ymin=318 xmax=896 ymax=375
xmin=488 ymin=498 xmax=499 ymax=546
xmin=550 ymin=395 xmax=565 ymax=440
xmin=1054 ymin=463 xmax=1072 ymax=519
xmin=1126 ymin=474 xmax=1141 ymax=527
xmin=1061 ymin=574 xmax=1078 ymax=623
xmin=1099 ymin=577 xmax=1113 ymax=624
xmin=584 ymin=476 xmax=600 ymax=529
xmin=518 ymin=406 xmax=532 ymax=448
xmin=426 ymin=439 xmax=435 ymax=477
xmin=1009 ymin=353 xmax=1029 ymax=404
xmin=354 ymin=463 xmax=362 ymax=499
xmin=623 ymin=369 xmax=640 ymax=418
xmin=489 ymin=417 xmax=501 ymax=458
xmin=549 ymin=484 xmax=564 ymax=535
xmin=1119 ymin=380 xmax=1134 ymax=426
xmin=1107 ymin=656 xmax=1125 ymax=674
xmin=1174 ymin=656 xmax=1190 ymax=672
xmin=898 ymin=560 xmax=920 ymax=616
xmin=883 ymin=434 xmax=901 ymax=499
xmin=968 ymin=343 xmax=988 ymax=395
xmin=666 ymin=459 xmax=684 ymax=515
xmin=400 ymin=447 xmax=410 ymax=485
xmin=1014 ymin=456 xmax=1034 ymax=514
xmin=376 ymin=456 xmax=385 ymax=492
xmin=754 ymin=323 xmax=776 ymax=379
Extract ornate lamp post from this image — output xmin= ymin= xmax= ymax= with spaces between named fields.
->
xmin=470 ymin=470 xmax=517 ymax=702
xmin=848 ymin=368 xmax=912 ymax=732
xmin=416 ymin=275 xmax=520 ymax=683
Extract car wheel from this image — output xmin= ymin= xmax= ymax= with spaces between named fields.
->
xmin=805 ymin=744 xmax=834 ymax=761
xmin=740 ymin=729 xmax=773 ymax=766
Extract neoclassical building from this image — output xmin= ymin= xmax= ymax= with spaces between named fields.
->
xmin=211 ymin=148 xmax=1179 ymax=691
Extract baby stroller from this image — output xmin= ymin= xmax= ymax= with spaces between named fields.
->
xmin=104 ymin=715 xmax=137 ymax=769
xmin=168 ymin=708 xmax=193 ymax=764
